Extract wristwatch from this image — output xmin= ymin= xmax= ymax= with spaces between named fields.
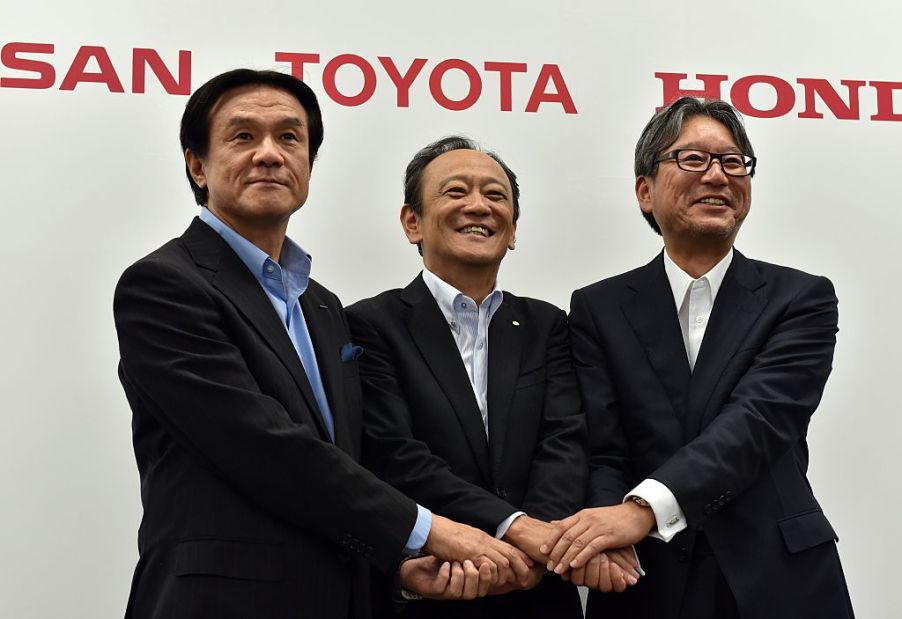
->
xmin=394 ymin=555 xmax=424 ymax=602
xmin=629 ymin=495 xmax=650 ymax=508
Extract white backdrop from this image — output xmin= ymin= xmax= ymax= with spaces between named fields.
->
xmin=1 ymin=1 xmax=897 ymax=616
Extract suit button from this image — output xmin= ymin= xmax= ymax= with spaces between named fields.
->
xmin=495 ymin=487 xmax=508 ymax=499
xmin=703 ymin=503 xmax=713 ymax=515
xmin=678 ymin=547 xmax=689 ymax=563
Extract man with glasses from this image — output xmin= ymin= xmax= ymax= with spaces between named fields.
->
xmin=542 ymin=97 xmax=854 ymax=618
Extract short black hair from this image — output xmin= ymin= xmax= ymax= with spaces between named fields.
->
xmin=634 ymin=97 xmax=755 ymax=235
xmin=403 ymin=136 xmax=520 ymax=223
xmin=179 ymin=68 xmax=324 ymax=206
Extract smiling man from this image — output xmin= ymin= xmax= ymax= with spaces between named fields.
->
xmin=347 ymin=136 xmax=640 ymax=618
xmin=113 ymin=71 xmax=531 ymax=619
xmin=543 ymin=98 xmax=855 ymax=618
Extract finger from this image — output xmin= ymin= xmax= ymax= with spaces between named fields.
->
xmin=505 ymin=546 xmax=532 ymax=585
xmin=540 ymin=514 xmax=580 ymax=554
xmin=460 ymin=560 xmax=479 ymax=599
xmin=474 ymin=555 xmax=500 ymax=585
xmin=607 ymin=547 xmax=641 ymax=579
xmin=614 ymin=546 xmax=640 ymax=569
xmin=553 ymin=524 xmax=599 ymax=572
xmin=609 ymin=561 xmax=630 ymax=593
xmin=597 ymin=553 xmax=613 ymax=593
xmin=569 ymin=565 xmax=586 ymax=586
xmin=447 ymin=562 xmax=465 ymax=598
xmin=548 ymin=521 xmax=591 ymax=571
xmin=483 ymin=545 xmax=511 ymax=571
xmin=567 ymin=538 xmax=608 ymax=571
xmin=436 ymin=560 xmax=451 ymax=585
xmin=477 ymin=562 xmax=493 ymax=597
xmin=585 ymin=555 xmax=601 ymax=591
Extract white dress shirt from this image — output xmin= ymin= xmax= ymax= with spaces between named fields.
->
xmin=627 ymin=248 xmax=734 ymax=542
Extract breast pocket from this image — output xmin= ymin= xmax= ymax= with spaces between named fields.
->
xmin=515 ymin=366 xmax=545 ymax=390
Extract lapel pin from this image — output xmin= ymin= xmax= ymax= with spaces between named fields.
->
xmin=512 ymin=320 xmax=520 ymax=327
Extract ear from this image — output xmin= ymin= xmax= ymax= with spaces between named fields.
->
xmin=635 ymin=175 xmax=654 ymax=215
xmin=508 ymin=222 xmax=517 ymax=251
xmin=185 ymin=149 xmax=207 ymax=189
xmin=400 ymin=204 xmax=422 ymax=246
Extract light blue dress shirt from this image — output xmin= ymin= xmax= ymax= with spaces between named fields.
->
xmin=420 ymin=268 xmax=523 ymax=539
xmin=199 ymin=208 xmax=430 ymax=553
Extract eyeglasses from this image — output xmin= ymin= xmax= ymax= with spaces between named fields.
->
xmin=655 ymin=149 xmax=756 ymax=177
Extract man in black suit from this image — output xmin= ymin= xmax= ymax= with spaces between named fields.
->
xmin=113 ymin=70 xmax=531 ymax=619
xmin=347 ymin=137 xmax=640 ymax=617
xmin=543 ymin=97 xmax=855 ymax=618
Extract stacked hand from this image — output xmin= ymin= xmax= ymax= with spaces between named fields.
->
xmin=541 ymin=503 xmax=655 ymax=575
xmin=507 ymin=514 xmax=643 ymax=593
xmin=423 ymin=515 xmax=533 ymax=588
xmin=400 ymin=556 xmax=494 ymax=599
xmin=561 ymin=546 xmax=641 ymax=592
xmin=410 ymin=506 xmax=652 ymax=600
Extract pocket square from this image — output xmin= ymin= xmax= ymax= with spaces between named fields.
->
xmin=340 ymin=342 xmax=364 ymax=362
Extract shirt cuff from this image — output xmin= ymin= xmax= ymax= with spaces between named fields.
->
xmin=403 ymin=504 xmax=433 ymax=555
xmin=495 ymin=511 xmax=525 ymax=539
xmin=625 ymin=479 xmax=686 ymax=542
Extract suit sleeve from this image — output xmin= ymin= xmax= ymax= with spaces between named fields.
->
xmin=114 ymin=258 xmax=416 ymax=571
xmin=651 ymin=275 xmax=838 ymax=526
xmin=519 ymin=308 xmax=588 ymax=521
xmin=347 ymin=307 xmax=517 ymax=533
xmin=569 ymin=288 xmax=635 ymax=508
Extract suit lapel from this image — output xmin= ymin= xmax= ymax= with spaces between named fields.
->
xmin=401 ymin=276 xmax=492 ymax=484
xmin=686 ymin=250 xmax=767 ymax=436
xmin=486 ymin=297 xmax=523 ymax=477
xmin=301 ymin=286 xmax=354 ymax=451
xmin=622 ymin=254 xmax=692 ymax=423
xmin=182 ymin=218 xmax=330 ymax=441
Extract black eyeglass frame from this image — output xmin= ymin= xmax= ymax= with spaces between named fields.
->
xmin=654 ymin=149 xmax=757 ymax=177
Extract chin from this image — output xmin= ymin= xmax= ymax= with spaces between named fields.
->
xmin=688 ymin=217 xmax=739 ymax=238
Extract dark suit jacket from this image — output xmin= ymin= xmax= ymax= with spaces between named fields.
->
xmin=571 ymin=250 xmax=853 ymax=619
xmin=347 ymin=274 xmax=586 ymax=619
xmin=113 ymin=218 xmax=417 ymax=619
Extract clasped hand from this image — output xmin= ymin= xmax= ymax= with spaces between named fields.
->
xmin=404 ymin=512 xmax=645 ymax=600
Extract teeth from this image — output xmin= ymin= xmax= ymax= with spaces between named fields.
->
xmin=700 ymin=198 xmax=726 ymax=206
xmin=461 ymin=226 xmax=489 ymax=237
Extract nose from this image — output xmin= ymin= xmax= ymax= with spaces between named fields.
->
xmin=462 ymin=190 xmax=492 ymax=215
xmin=700 ymin=158 xmax=728 ymax=184
xmin=252 ymin=135 xmax=284 ymax=167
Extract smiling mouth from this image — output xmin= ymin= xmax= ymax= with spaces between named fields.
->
xmin=698 ymin=197 xmax=728 ymax=206
xmin=460 ymin=225 xmax=490 ymax=237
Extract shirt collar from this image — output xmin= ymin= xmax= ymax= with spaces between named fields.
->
xmin=662 ymin=247 xmax=733 ymax=311
xmin=199 ymin=207 xmax=312 ymax=299
xmin=421 ymin=268 xmax=504 ymax=331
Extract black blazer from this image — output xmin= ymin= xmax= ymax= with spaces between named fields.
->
xmin=347 ymin=274 xmax=586 ymax=618
xmin=571 ymin=250 xmax=853 ymax=619
xmin=114 ymin=218 xmax=417 ymax=619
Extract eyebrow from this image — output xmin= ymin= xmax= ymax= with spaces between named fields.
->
xmin=440 ymin=173 xmax=510 ymax=192
xmin=674 ymin=142 xmax=743 ymax=153
xmin=223 ymin=115 xmax=306 ymax=129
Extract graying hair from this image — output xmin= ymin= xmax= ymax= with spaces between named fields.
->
xmin=634 ymin=97 xmax=755 ymax=234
